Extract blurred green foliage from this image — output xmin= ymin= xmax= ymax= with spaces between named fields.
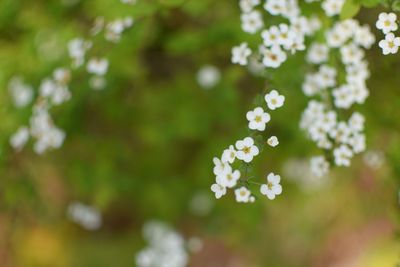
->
xmin=0 ymin=0 xmax=399 ymax=266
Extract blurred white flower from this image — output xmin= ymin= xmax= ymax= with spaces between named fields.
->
xmin=67 ymin=202 xmax=102 ymax=231
xmin=136 ymin=221 xmax=189 ymax=267
xmin=8 ymin=76 xmax=34 ymax=108
xmin=196 ymin=65 xmax=220 ymax=89
xmin=87 ymin=58 xmax=109 ymax=76
xmin=232 ymin=42 xmax=252 ymax=65
xmin=10 ymin=126 xmax=30 ymax=151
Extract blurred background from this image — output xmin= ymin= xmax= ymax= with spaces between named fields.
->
xmin=0 ymin=0 xmax=399 ymax=266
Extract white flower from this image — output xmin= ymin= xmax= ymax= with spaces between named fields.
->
xmin=302 ymin=73 xmax=321 ymax=96
xmin=67 ymin=202 xmax=102 ymax=230
xmin=332 ymin=84 xmax=354 ymax=109
xmin=354 ymin=25 xmax=375 ymax=49
xmin=241 ymin=10 xmax=263 ymax=34
xmin=261 ymin=45 xmax=287 ymax=68
xmin=379 ymin=33 xmax=400 ymax=55
xmin=329 ymin=122 xmax=352 ymax=144
xmin=239 ymin=0 xmax=260 ymax=13
xmin=310 ymin=156 xmax=329 ymax=177
xmin=340 ymin=44 xmax=364 ymax=65
xmin=10 ymin=126 xmax=30 ymax=151
xmin=235 ymin=137 xmax=259 ymax=163
xmin=87 ymin=58 xmax=109 ymax=76
xmin=232 ymin=43 xmax=252 ymax=65
xmin=246 ymin=107 xmax=270 ymax=131
xmin=53 ymin=68 xmax=71 ymax=84
xmin=277 ymin=23 xmax=296 ymax=50
xmin=322 ymin=0 xmax=345 ymax=17
xmin=260 ymin=172 xmax=282 ymax=200
xmin=68 ymin=38 xmax=92 ymax=67
xmin=222 ymin=145 xmax=236 ymax=164
xmin=264 ymin=0 xmax=286 ymax=16
xmin=211 ymin=183 xmax=227 ymax=199
xmin=196 ymin=65 xmax=220 ymax=89
xmin=349 ymin=133 xmax=366 ymax=153
xmin=40 ymin=79 xmax=71 ymax=105
xmin=8 ymin=77 xmax=34 ymax=108
xmin=348 ymin=112 xmax=365 ymax=132
xmin=307 ymin=43 xmax=329 ymax=64
xmin=267 ymin=136 xmax=279 ymax=147
xmin=213 ymin=157 xmax=231 ymax=176
xmin=376 ymin=12 xmax=398 ymax=34
xmin=261 ymin=26 xmax=281 ymax=47
xmin=216 ymin=169 xmax=241 ymax=188
xmin=316 ymin=65 xmax=336 ymax=88
xmin=265 ymin=90 xmax=285 ymax=110
xmin=105 ymin=17 xmax=133 ymax=42
xmin=334 ymin=145 xmax=353 ymax=166
xmin=235 ymin=186 xmax=251 ymax=203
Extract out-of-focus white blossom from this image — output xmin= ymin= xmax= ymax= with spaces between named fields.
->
xmin=10 ymin=127 xmax=30 ymax=151
xmin=8 ymin=76 xmax=34 ymax=108
xmin=67 ymin=202 xmax=102 ymax=231
xmin=136 ymin=221 xmax=189 ymax=267
xmin=196 ymin=65 xmax=220 ymax=89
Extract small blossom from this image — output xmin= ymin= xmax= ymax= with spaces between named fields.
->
xmin=246 ymin=107 xmax=271 ymax=131
xmin=379 ymin=33 xmax=400 ymax=55
xmin=260 ymin=173 xmax=282 ymax=200
xmin=211 ymin=183 xmax=227 ymax=199
xmin=232 ymin=43 xmax=252 ymax=65
xmin=10 ymin=126 xmax=30 ymax=151
xmin=376 ymin=12 xmax=398 ymax=34
xmin=334 ymin=145 xmax=353 ymax=166
xmin=196 ymin=65 xmax=220 ymax=89
xmin=216 ymin=170 xmax=241 ymax=188
xmin=265 ymin=90 xmax=285 ymax=110
xmin=235 ymin=186 xmax=251 ymax=203
xmin=310 ymin=156 xmax=329 ymax=177
xmin=261 ymin=45 xmax=287 ymax=68
xmin=8 ymin=77 xmax=34 ymax=108
xmin=222 ymin=145 xmax=236 ymax=164
xmin=267 ymin=136 xmax=279 ymax=147
xmin=235 ymin=137 xmax=259 ymax=163
xmin=241 ymin=10 xmax=264 ymax=34
xmin=213 ymin=157 xmax=231 ymax=176
xmin=87 ymin=58 xmax=109 ymax=76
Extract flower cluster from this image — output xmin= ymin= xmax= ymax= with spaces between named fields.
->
xmin=233 ymin=0 xmax=321 ymax=70
xmin=135 ymin=221 xmax=189 ymax=267
xmin=67 ymin=202 xmax=102 ymax=231
xmin=211 ymin=90 xmax=284 ymax=202
xmin=301 ymin=18 xmax=374 ymax=174
xmin=376 ymin=12 xmax=400 ymax=55
xmin=8 ymin=3 xmax=134 ymax=154
xmin=9 ymin=68 xmax=71 ymax=154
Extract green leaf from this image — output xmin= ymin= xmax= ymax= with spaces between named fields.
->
xmin=340 ymin=0 xmax=361 ymax=19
